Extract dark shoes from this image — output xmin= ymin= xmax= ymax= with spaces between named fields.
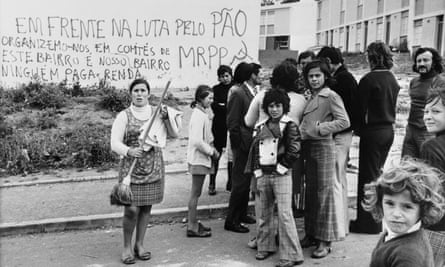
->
xmin=311 ymin=246 xmax=332 ymax=259
xmin=300 ymin=235 xmax=317 ymax=248
xmin=224 ymin=222 xmax=249 ymax=233
xmin=198 ymin=222 xmax=211 ymax=232
xmin=255 ymin=251 xmax=272 ymax=260
xmin=134 ymin=248 xmax=151 ymax=261
xmin=187 ymin=227 xmax=211 ymax=238
xmin=276 ymin=259 xmax=304 ymax=267
xmin=240 ymin=215 xmax=256 ymax=224
xmin=208 ymin=188 xmax=217 ymax=195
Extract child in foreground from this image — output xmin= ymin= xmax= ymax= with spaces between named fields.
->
xmin=363 ymin=159 xmax=445 ymax=267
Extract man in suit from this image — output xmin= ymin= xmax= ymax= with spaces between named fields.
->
xmin=317 ymin=46 xmax=359 ymax=235
xmin=225 ymin=62 xmax=262 ymax=233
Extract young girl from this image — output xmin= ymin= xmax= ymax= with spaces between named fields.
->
xmin=363 ymin=159 xmax=445 ymax=267
xmin=299 ymin=60 xmax=350 ymax=258
xmin=186 ymin=85 xmax=220 ymax=238
xmin=245 ymin=89 xmax=304 ymax=267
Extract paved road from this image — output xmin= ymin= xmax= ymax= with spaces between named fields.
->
xmin=0 ymin=218 xmax=379 ymax=267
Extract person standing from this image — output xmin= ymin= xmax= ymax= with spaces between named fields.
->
xmin=299 ymin=60 xmax=350 ymax=259
xmin=317 ymin=46 xmax=359 ymax=235
xmin=186 ymin=85 xmax=218 ymax=238
xmin=110 ymin=78 xmax=181 ymax=264
xmin=349 ymin=42 xmax=400 ymax=234
xmin=209 ymin=65 xmax=233 ymax=195
xmin=402 ymin=47 xmax=445 ymax=158
xmin=297 ymin=50 xmax=316 ymax=99
xmin=245 ymin=89 xmax=305 ymax=267
xmin=224 ymin=62 xmax=262 ymax=233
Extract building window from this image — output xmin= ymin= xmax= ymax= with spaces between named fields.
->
xmin=399 ymin=36 xmax=408 ymax=52
xmin=339 ymin=28 xmax=345 ymax=49
xmin=356 ymin=23 xmax=362 ymax=45
xmin=413 ymin=19 xmax=422 ymax=45
xmin=316 ymin=33 xmax=321 ymax=45
xmin=317 ymin=18 xmax=321 ymax=31
xmin=376 ymin=17 xmax=384 ymax=41
xmin=260 ymin=25 xmax=266 ymax=35
xmin=274 ymin=36 xmax=289 ymax=50
xmin=357 ymin=0 xmax=363 ymax=20
xmin=401 ymin=11 xmax=409 ymax=35
xmin=340 ymin=0 xmax=346 ymax=24
xmin=377 ymin=0 xmax=384 ymax=14
xmin=325 ymin=31 xmax=329 ymax=45
xmin=415 ymin=0 xmax=424 ymax=16
xmin=401 ymin=0 xmax=409 ymax=8
xmin=317 ymin=1 xmax=322 ymax=19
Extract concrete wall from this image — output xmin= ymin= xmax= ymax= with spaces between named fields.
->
xmin=424 ymin=0 xmax=445 ymax=14
xmin=258 ymin=49 xmax=299 ymax=68
xmin=364 ymin=0 xmax=378 ymax=19
xmin=274 ymin=8 xmax=290 ymax=35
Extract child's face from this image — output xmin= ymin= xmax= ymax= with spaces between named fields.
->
xmin=218 ymin=72 xmax=232 ymax=85
xmin=382 ymin=189 xmax=420 ymax=235
xmin=199 ymin=93 xmax=213 ymax=109
xmin=424 ymin=97 xmax=445 ymax=134
xmin=307 ymin=67 xmax=325 ymax=91
xmin=267 ymin=102 xmax=284 ymax=120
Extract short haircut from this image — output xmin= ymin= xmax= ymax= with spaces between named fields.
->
xmin=129 ymin=78 xmax=150 ymax=93
xmin=412 ymin=47 xmax=444 ymax=74
xmin=217 ymin=65 xmax=233 ymax=77
xmin=362 ymin=158 xmax=445 ymax=226
xmin=302 ymin=59 xmax=333 ymax=89
xmin=270 ymin=60 xmax=299 ymax=93
xmin=298 ymin=50 xmax=316 ymax=64
xmin=317 ymin=46 xmax=343 ymax=64
xmin=233 ymin=62 xmax=262 ymax=84
xmin=366 ymin=42 xmax=394 ymax=70
xmin=262 ymin=89 xmax=290 ymax=115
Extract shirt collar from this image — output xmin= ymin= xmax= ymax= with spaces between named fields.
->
xmin=383 ymin=220 xmax=422 ymax=242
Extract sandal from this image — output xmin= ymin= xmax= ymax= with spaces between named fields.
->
xmin=134 ymin=248 xmax=151 ymax=261
xmin=311 ymin=246 xmax=332 ymax=259
xmin=121 ymin=254 xmax=136 ymax=265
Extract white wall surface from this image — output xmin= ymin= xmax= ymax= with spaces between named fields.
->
xmin=0 ymin=0 xmax=260 ymax=88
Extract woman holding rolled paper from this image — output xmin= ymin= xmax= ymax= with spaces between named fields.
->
xmin=110 ymin=78 xmax=181 ymax=264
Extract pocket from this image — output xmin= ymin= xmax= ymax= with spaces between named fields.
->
xmin=133 ymin=150 xmax=156 ymax=177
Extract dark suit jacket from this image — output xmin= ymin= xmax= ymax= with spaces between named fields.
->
xmin=226 ymin=83 xmax=254 ymax=153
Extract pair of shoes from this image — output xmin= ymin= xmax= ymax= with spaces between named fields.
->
xmin=300 ymin=236 xmax=317 ymax=248
xmin=224 ymin=222 xmax=249 ymax=233
xmin=255 ymin=251 xmax=272 ymax=260
xmin=208 ymin=188 xmax=217 ymax=195
xmin=198 ymin=222 xmax=211 ymax=232
xmin=276 ymin=259 xmax=304 ymax=267
xmin=187 ymin=228 xmax=211 ymax=238
xmin=121 ymin=254 xmax=136 ymax=265
xmin=247 ymin=236 xmax=257 ymax=249
xmin=240 ymin=215 xmax=256 ymax=224
xmin=134 ymin=248 xmax=151 ymax=261
xmin=311 ymin=247 xmax=332 ymax=259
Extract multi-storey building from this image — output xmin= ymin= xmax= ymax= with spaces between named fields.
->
xmin=259 ymin=0 xmax=316 ymax=52
xmin=315 ymin=0 xmax=445 ymax=55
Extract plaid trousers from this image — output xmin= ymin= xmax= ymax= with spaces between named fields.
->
xmin=257 ymin=173 xmax=304 ymax=262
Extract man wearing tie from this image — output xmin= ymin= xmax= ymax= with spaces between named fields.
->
xmin=225 ymin=62 xmax=262 ymax=233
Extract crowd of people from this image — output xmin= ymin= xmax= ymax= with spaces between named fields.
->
xmin=110 ymin=42 xmax=445 ymax=266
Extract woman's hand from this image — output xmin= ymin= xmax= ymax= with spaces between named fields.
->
xmin=212 ymin=148 xmax=220 ymax=160
xmin=127 ymin=147 xmax=144 ymax=158
xmin=160 ymin=104 xmax=168 ymax=120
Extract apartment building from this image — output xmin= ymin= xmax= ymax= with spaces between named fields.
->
xmin=260 ymin=0 xmax=316 ymax=52
xmin=315 ymin=0 xmax=445 ymax=56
